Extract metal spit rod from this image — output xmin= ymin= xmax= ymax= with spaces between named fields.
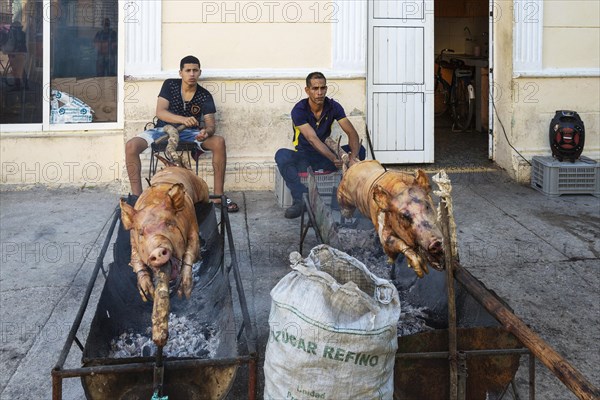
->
xmin=153 ymin=346 xmax=165 ymax=399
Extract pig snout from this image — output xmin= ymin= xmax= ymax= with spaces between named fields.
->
xmin=425 ymin=236 xmax=445 ymax=271
xmin=148 ymin=247 xmax=172 ymax=268
xmin=429 ymin=239 xmax=443 ymax=254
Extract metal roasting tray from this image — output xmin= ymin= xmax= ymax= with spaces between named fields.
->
xmin=52 ymin=197 xmax=258 ymax=400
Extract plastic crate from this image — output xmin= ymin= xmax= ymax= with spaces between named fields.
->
xmin=531 ymin=156 xmax=599 ymax=197
xmin=275 ymin=168 xmax=341 ymax=207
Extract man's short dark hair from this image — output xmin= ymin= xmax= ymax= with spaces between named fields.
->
xmin=180 ymin=55 xmax=200 ymax=70
xmin=306 ymin=72 xmax=326 ymax=87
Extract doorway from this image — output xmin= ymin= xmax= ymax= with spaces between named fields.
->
xmin=433 ymin=0 xmax=492 ymax=169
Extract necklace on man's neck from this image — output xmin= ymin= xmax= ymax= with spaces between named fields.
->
xmin=181 ymin=85 xmax=195 ymax=99
xmin=314 ymin=110 xmax=325 ymax=127
xmin=181 ymin=86 xmax=195 ymax=111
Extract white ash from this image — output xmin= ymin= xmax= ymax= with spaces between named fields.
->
xmin=337 ymin=228 xmax=391 ymax=279
xmin=109 ymin=313 xmax=219 ymax=359
xmin=336 ymin=227 xmax=378 ymax=252
xmin=337 ymin=228 xmax=435 ymax=337
xmin=397 ymin=302 xmax=435 ymax=337
xmin=192 ymin=260 xmax=202 ymax=284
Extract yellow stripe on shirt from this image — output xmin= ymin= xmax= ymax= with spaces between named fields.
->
xmin=292 ymin=125 xmax=301 ymax=150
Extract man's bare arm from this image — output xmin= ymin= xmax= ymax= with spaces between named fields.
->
xmin=195 ymin=113 xmax=216 ymax=141
xmin=297 ymin=124 xmax=341 ymax=167
xmin=155 ymin=97 xmax=198 ymax=128
xmin=338 ymin=117 xmax=361 ymax=160
xmin=203 ymin=113 xmax=216 ymax=136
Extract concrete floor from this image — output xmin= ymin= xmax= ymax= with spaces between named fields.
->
xmin=433 ymin=115 xmax=491 ymax=169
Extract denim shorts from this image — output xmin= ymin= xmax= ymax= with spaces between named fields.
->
xmin=137 ymin=128 xmax=208 ymax=151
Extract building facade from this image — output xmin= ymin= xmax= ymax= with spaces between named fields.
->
xmin=1 ymin=0 xmax=598 ymax=190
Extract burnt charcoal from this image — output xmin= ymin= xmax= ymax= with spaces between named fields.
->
xmin=337 ymin=228 xmax=392 ymax=279
xmin=336 ymin=227 xmax=436 ymax=336
xmin=192 ymin=259 xmax=203 ymax=284
xmin=397 ymin=302 xmax=435 ymax=337
xmin=142 ymin=343 xmax=154 ymax=357
xmin=108 ymin=313 xmax=219 ymax=359
xmin=201 ymin=324 xmax=216 ymax=340
xmin=197 ymin=349 xmax=209 ymax=358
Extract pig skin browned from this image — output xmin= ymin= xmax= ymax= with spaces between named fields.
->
xmin=120 ymin=166 xmax=210 ymax=301
xmin=337 ymin=160 xmax=444 ymax=278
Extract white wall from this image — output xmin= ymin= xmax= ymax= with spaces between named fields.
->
xmin=494 ymin=0 xmax=600 ymax=181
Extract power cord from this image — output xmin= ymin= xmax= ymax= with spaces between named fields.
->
xmin=491 ymin=98 xmax=531 ymax=166
xmin=364 ymin=99 xmax=530 ymax=169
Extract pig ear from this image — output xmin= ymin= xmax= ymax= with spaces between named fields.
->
xmin=372 ymin=185 xmax=392 ymax=211
xmin=120 ymin=199 xmax=136 ymax=231
xmin=415 ymin=169 xmax=431 ymax=191
xmin=167 ymin=183 xmax=186 ymax=211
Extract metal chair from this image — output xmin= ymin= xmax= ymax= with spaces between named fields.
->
xmin=149 ymin=141 xmax=200 ymax=179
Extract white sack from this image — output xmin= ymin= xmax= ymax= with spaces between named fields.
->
xmin=264 ymin=245 xmax=401 ymax=400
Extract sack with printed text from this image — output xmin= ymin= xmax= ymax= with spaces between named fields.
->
xmin=263 ymin=244 xmax=400 ymax=400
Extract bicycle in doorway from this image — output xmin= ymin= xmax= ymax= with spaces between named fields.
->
xmin=434 ymin=48 xmax=475 ymax=132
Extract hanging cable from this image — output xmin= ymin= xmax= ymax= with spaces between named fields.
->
xmin=491 ymin=98 xmax=531 ymax=166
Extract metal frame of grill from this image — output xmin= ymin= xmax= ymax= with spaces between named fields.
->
xmin=299 ymin=167 xmax=598 ymax=400
xmin=51 ymin=195 xmax=258 ymax=400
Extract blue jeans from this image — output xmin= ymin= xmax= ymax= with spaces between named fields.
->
xmin=275 ymin=145 xmax=366 ymax=202
xmin=137 ymin=128 xmax=208 ymax=152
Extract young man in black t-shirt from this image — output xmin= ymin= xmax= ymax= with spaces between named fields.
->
xmin=125 ymin=55 xmax=238 ymax=212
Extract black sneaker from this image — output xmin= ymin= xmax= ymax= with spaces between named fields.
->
xmin=284 ymin=200 xmax=304 ymax=219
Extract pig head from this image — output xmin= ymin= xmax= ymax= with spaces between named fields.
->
xmin=337 ymin=160 xmax=444 ymax=278
xmin=120 ymin=166 xmax=209 ymax=301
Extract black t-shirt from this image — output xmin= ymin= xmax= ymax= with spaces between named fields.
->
xmin=155 ymin=78 xmax=216 ymax=128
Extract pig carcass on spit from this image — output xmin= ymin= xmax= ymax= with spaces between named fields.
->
xmin=120 ymin=166 xmax=209 ymax=345
xmin=337 ymin=160 xmax=444 ymax=278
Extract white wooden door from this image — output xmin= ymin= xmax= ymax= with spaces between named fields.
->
xmin=367 ymin=0 xmax=434 ymax=163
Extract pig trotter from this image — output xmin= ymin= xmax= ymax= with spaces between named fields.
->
xmin=177 ymin=263 xmax=193 ymax=299
xmin=384 ymin=249 xmax=426 ymax=278
xmin=137 ymin=269 xmax=155 ymax=301
xmin=402 ymin=247 xmax=429 ymax=278
xmin=383 ymin=233 xmax=429 ymax=279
